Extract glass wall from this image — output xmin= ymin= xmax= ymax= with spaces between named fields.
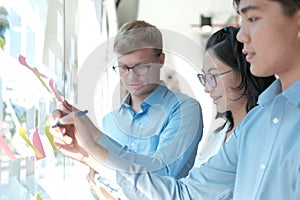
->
xmin=0 ymin=0 xmax=117 ymax=199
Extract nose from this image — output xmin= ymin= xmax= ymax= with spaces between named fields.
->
xmin=236 ymin=25 xmax=250 ymax=44
xmin=126 ymin=68 xmax=138 ymax=79
xmin=204 ymin=83 xmax=213 ymax=93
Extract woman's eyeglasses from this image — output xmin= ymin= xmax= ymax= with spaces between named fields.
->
xmin=197 ymin=70 xmax=233 ymax=88
xmin=113 ymin=63 xmax=153 ymax=77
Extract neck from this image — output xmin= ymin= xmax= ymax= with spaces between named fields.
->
xmin=130 ymin=95 xmax=148 ymax=112
xmin=129 ymin=83 xmax=159 ymax=112
xmin=232 ymin=104 xmax=247 ymax=129
xmin=225 ymin=101 xmax=247 ymax=141
xmin=278 ymin=67 xmax=300 ymax=91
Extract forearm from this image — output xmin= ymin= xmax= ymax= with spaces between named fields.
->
xmin=83 ymin=142 xmax=118 ymax=181
xmin=99 ymin=134 xmax=170 ymax=175
xmin=116 ymin=169 xmax=193 ymax=200
xmin=114 ymin=139 xmax=237 ymax=200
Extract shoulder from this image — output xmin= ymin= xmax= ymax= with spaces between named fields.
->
xmin=166 ymin=89 xmax=199 ymax=104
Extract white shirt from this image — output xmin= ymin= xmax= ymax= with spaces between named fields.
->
xmin=194 ymin=121 xmax=230 ymax=167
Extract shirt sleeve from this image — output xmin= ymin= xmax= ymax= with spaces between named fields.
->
xmin=108 ymin=129 xmax=238 ymax=200
xmin=99 ymin=97 xmax=203 ymax=178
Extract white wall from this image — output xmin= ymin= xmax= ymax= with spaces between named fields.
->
xmin=136 ymin=0 xmax=236 ymax=146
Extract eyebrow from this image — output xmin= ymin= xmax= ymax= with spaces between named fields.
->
xmin=118 ymin=60 xmax=148 ymax=67
xmin=239 ymin=5 xmax=260 ymax=14
xmin=201 ymin=67 xmax=218 ymax=74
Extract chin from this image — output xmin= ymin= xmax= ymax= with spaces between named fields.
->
xmin=250 ymin=65 xmax=260 ymax=76
xmin=216 ymin=106 xmax=226 ymax=114
xmin=250 ymin=64 xmax=271 ymax=77
xmin=132 ymin=88 xmax=149 ymax=97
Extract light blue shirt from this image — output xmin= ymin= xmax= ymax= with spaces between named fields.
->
xmin=105 ymin=79 xmax=300 ymax=200
xmin=99 ymin=82 xmax=203 ymax=178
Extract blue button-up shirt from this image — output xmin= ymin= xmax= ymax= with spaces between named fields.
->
xmin=99 ymin=82 xmax=203 ymax=178
xmin=106 ymin=79 xmax=300 ymax=199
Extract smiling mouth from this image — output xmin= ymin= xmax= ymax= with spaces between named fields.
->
xmin=246 ymin=53 xmax=255 ymax=62
xmin=132 ymin=84 xmax=145 ymax=88
xmin=212 ymin=96 xmax=222 ymax=102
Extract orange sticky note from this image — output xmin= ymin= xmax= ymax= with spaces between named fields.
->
xmin=0 ymin=134 xmax=16 ymax=160
xmin=32 ymin=128 xmax=46 ymax=160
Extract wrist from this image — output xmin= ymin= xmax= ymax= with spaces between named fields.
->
xmin=83 ymin=141 xmax=108 ymax=168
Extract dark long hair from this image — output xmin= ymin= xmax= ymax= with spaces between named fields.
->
xmin=205 ymin=26 xmax=276 ymax=132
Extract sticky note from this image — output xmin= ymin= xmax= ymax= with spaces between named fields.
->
xmin=18 ymin=55 xmax=52 ymax=93
xmin=32 ymin=67 xmax=51 ymax=93
xmin=18 ymin=55 xmax=48 ymax=78
xmin=34 ymin=193 xmax=43 ymax=200
xmin=49 ymin=79 xmax=63 ymax=102
xmin=32 ymin=128 xmax=46 ymax=160
xmin=18 ymin=128 xmax=43 ymax=158
xmin=0 ymin=134 xmax=16 ymax=160
xmin=44 ymin=125 xmax=57 ymax=151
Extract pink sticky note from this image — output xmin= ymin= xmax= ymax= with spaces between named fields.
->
xmin=49 ymin=79 xmax=63 ymax=102
xmin=18 ymin=55 xmax=48 ymax=78
xmin=0 ymin=134 xmax=16 ymax=160
xmin=32 ymin=128 xmax=46 ymax=160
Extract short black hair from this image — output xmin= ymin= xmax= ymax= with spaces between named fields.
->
xmin=233 ymin=0 xmax=300 ymax=16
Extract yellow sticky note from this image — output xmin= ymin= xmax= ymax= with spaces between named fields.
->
xmin=18 ymin=128 xmax=43 ymax=158
xmin=33 ymin=193 xmax=43 ymax=200
xmin=0 ymin=37 xmax=5 ymax=49
xmin=33 ymin=67 xmax=51 ymax=93
xmin=45 ymin=125 xmax=57 ymax=151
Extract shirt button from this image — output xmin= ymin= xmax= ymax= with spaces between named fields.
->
xmin=260 ymin=164 xmax=266 ymax=170
xmin=272 ymin=118 xmax=279 ymax=124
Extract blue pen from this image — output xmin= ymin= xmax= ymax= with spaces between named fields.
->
xmin=52 ymin=110 xmax=88 ymax=128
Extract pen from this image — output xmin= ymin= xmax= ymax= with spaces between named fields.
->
xmin=52 ymin=110 xmax=88 ymax=128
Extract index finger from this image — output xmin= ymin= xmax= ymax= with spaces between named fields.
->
xmin=56 ymin=100 xmax=77 ymax=114
xmin=52 ymin=109 xmax=64 ymax=119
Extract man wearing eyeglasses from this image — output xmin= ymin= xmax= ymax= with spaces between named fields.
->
xmin=88 ymin=20 xmax=203 ymax=199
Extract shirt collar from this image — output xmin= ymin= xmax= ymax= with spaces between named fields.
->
xmin=258 ymin=78 xmax=300 ymax=107
xmin=143 ymin=81 xmax=168 ymax=105
xmin=120 ymin=81 xmax=169 ymax=110
xmin=282 ymin=78 xmax=300 ymax=106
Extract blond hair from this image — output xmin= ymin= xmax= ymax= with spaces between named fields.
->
xmin=113 ymin=20 xmax=163 ymax=56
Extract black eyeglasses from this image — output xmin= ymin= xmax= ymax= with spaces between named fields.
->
xmin=112 ymin=63 xmax=153 ymax=77
xmin=197 ymin=70 xmax=233 ymax=88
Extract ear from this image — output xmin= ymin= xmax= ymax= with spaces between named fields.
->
xmin=296 ymin=10 xmax=300 ymax=38
xmin=297 ymin=9 xmax=300 ymax=24
xmin=158 ymin=52 xmax=165 ymax=66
